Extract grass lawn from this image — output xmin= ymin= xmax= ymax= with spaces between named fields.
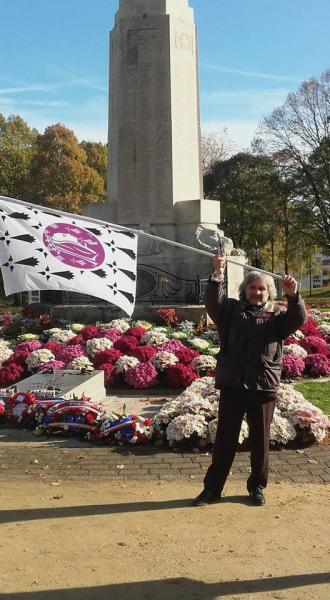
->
xmin=294 ymin=380 xmax=330 ymax=416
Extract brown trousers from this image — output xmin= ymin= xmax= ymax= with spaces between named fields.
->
xmin=204 ymin=387 xmax=276 ymax=494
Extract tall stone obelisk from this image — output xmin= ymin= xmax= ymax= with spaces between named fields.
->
xmin=85 ymin=0 xmax=242 ymax=301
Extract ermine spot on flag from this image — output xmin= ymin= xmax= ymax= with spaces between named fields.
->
xmin=0 ymin=196 xmax=138 ymax=316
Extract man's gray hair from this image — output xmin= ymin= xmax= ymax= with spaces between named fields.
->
xmin=239 ymin=271 xmax=277 ymax=301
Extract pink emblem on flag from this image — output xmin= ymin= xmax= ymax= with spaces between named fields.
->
xmin=43 ymin=223 xmax=105 ymax=269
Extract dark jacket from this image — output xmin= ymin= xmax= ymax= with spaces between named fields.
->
xmin=205 ymin=279 xmax=307 ymax=391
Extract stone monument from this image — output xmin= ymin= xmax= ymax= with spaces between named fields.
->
xmin=85 ymin=0 xmax=244 ymax=302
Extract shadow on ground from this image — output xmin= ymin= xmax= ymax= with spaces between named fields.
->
xmin=2 ymin=573 xmax=329 ymax=599
xmin=0 ymin=495 xmax=254 ymax=524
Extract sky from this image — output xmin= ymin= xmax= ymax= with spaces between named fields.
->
xmin=0 ymin=0 xmax=329 ymax=150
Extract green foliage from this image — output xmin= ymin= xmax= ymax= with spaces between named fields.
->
xmin=0 ymin=114 xmax=37 ymax=199
xmin=294 ymin=381 xmax=330 ymax=416
xmin=255 ymin=70 xmax=330 ymax=251
xmin=29 ymin=123 xmax=106 ymax=213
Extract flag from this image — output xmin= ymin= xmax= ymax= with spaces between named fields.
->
xmin=0 ymin=196 xmax=138 ymax=316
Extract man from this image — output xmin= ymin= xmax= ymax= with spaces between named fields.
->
xmin=193 ymin=254 xmax=306 ymax=507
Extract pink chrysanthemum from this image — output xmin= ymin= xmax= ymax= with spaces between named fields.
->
xmin=124 ymin=362 xmax=158 ymax=389
xmin=98 ymin=328 xmax=122 ymax=343
xmin=56 ymin=345 xmax=86 ymax=364
xmin=300 ymin=336 xmax=328 ymax=356
xmin=37 ymin=360 xmax=66 ymax=372
xmin=304 ymin=354 xmax=330 ymax=376
xmin=281 ymin=354 xmax=305 ymax=378
xmin=15 ymin=340 xmax=43 ymax=353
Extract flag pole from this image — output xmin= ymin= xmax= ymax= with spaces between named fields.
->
xmin=0 ymin=195 xmax=283 ymax=281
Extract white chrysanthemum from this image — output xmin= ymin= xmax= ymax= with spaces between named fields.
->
xmin=108 ymin=319 xmax=130 ymax=332
xmin=201 ymin=330 xmax=220 ymax=344
xmin=26 ymin=349 xmax=55 ymax=371
xmin=283 ymin=344 xmax=308 ymax=358
xmin=210 ymin=418 xmax=249 ymax=445
xmin=189 ymin=337 xmax=210 ymax=350
xmin=290 ymin=330 xmax=304 ymax=340
xmin=277 ymin=383 xmax=329 ymax=443
xmin=86 ymin=337 xmax=113 ymax=357
xmin=166 ymin=413 xmax=208 ymax=444
xmin=49 ymin=330 xmax=76 ymax=344
xmin=150 ymin=351 xmax=178 ymax=371
xmin=318 ymin=323 xmax=330 ymax=336
xmin=180 ymin=396 xmax=218 ymax=417
xmin=177 ymin=320 xmax=195 ymax=334
xmin=238 ymin=419 xmax=249 ymax=444
xmin=0 ymin=346 xmax=13 ymax=364
xmin=270 ymin=408 xmax=296 ymax=444
xmin=189 ymin=376 xmax=215 ymax=392
xmin=67 ymin=356 xmax=94 ymax=370
xmin=191 ymin=355 xmax=217 ymax=372
xmin=140 ymin=331 xmax=169 ymax=346
xmin=153 ymin=400 xmax=183 ymax=425
xmin=114 ymin=355 xmax=140 ymax=374
xmin=0 ymin=339 xmax=10 ymax=348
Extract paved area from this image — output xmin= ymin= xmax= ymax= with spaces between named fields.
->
xmin=0 ymin=436 xmax=329 ymax=484
xmin=0 ymin=390 xmax=329 ymax=484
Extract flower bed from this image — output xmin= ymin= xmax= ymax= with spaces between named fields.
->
xmin=154 ymin=378 xmax=329 ymax=448
xmin=0 ymin=308 xmax=329 ymax=393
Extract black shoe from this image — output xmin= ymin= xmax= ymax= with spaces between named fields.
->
xmin=192 ymin=489 xmax=221 ymax=507
xmin=248 ymin=486 xmax=266 ymax=506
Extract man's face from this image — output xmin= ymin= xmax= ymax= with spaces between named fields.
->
xmin=245 ymin=278 xmax=269 ymax=305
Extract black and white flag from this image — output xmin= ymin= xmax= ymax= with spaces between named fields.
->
xmin=0 ymin=196 xmax=138 ymax=316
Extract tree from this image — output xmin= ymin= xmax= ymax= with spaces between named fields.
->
xmin=0 ymin=114 xmax=37 ymax=199
xmin=203 ymin=152 xmax=314 ymax=273
xmin=201 ymin=129 xmax=236 ymax=173
xmin=80 ymin=140 xmax=108 ymax=196
xmin=204 ymin=153 xmax=280 ymax=257
xmin=254 ymin=70 xmax=330 ymax=250
xmin=30 ymin=124 xmax=105 ymax=213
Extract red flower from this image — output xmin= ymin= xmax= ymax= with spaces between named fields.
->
xmin=165 ymin=363 xmax=199 ymax=388
xmin=175 ymin=347 xmax=200 ymax=364
xmin=98 ymin=363 xmax=116 ymax=387
xmin=68 ymin=334 xmax=86 ymax=346
xmin=300 ymin=317 xmax=322 ymax=337
xmin=124 ymin=326 xmax=147 ymax=340
xmin=0 ymin=364 xmax=24 ymax=387
xmin=114 ymin=336 xmax=138 ymax=354
xmin=85 ymin=412 xmax=96 ymax=424
xmin=44 ymin=341 xmax=64 ymax=355
xmin=94 ymin=348 xmax=122 ymax=368
xmin=131 ymin=345 xmax=158 ymax=363
xmin=81 ymin=325 xmax=100 ymax=341
xmin=3 ymin=351 xmax=29 ymax=368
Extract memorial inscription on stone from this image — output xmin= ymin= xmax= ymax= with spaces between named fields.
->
xmin=14 ymin=370 xmax=106 ymax=402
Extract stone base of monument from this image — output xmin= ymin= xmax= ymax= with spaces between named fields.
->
xmin=14 ymin=370 xmax=106 ymax=403
xmin=25 ymin=302 xmax=209 ymax=324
